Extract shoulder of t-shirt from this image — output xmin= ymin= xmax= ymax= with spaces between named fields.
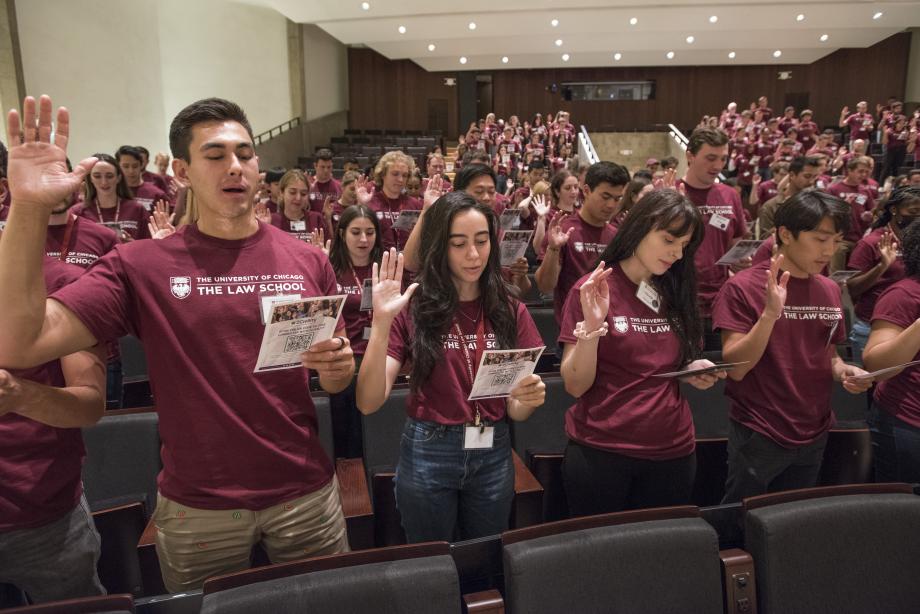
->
xmin=43 ymin=256 xmax=84 ymax=293
xmin=122 ymin=199 xmax=149 ymax=213
xmin=873 ymin=278 xmax=920 ymax=324
xmin=76 ymin=215 xmax=119 ymax=242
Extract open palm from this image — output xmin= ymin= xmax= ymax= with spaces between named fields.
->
xmin=579 ymin=263 xmax=613 ymax=330
xmin=372 ymin=248 xmax=418 ymax=321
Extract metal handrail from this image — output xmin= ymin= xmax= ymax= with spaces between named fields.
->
xmin=579 ymin=124 xmax=600 ymax=165
xmin=254 ymin=117 xmax=302 ymax=146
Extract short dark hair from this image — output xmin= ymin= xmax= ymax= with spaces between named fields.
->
xmin=774 ymin=189 xmax=851 ymax=246
xmin=344 ymin=156 xmax=359 ymax=165
xmin=461 ymin=150 xmax=491 ymax=166
xmin=135 ymin=145 xmax=150 ymax=159
xmin=115 ymin=145 xmax=144 ymax=164
xmin=902 ymin=218 xmax=920 ymax=277
xmin=0 ymin=140 xmax=7 ymax=178
xmin=872 ymin=186 xmax=920 ymax=230
xmin=632 ymin=168 xmax=653 ymax=181
xmin=789 ymin=156 xmax=820 ymax=175
xmin=169 ymin=97 xmax=253 ymax=163
xmin=454 ymin=163 xmax=496 ymax=192
xmin=660 ymin=156 xmax=679 ymax=170
xmin=527 ymin=160 xmax=545 ymax=171
xmin=315 ymin=148 xmax=334 ymax=162
xmin=687 ymin=127 xmax=729 ymax=154
xmin=265 ymin=167 xmax=286 ymax=184
xmin=585 ymin=161 xmax=630 ymax=190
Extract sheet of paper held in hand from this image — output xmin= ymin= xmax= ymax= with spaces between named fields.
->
xmin=848 ymin=360 xmax=920 ymax=381
xmin=716 ymin=240 xmax=763 ymax=266
xmin=828 ymin=270 xmax=860 ymax=283
xmin=653 ymin=361 xmax=750 ymax=378
xmin=500 ymin=230 xmax=534 ymax=266
xmin=392 ymin=210 xmax=421 ymax=231
xmin=468 ymin=346 xmax=546 ymax=400
xmin=499 ymin=208 xmax=521 ymax=231
xmin=254 ymin=295 xmax=346 ymax=373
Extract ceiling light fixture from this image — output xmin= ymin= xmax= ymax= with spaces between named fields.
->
xmin=773 ymin=49 xmax=782 ymax=58
xmin=502 ymin=56 xmax=509 ymax=63
xmin=468 ymin=22 xmax=477 ymax=30
xmin=728 ymin=51 xmax=736 ymax=59
xmin=555 ymin=39 xmax=563 ymax=46
xmin=361 ymin=2 xmax=369 ymax=10
xmin=613 ymin=52 xmax=622 ymax=61
xmin=629 ymin=17 xmax=638 ymax=25
xmin=686 ymin=35 xmax=695 ymax=44
xmin=820 ymin=34 xmax=829 ymax=42
xmin=796 ymin=13 xmax=805 ymax=22
xmin=873 ymin=11 xmax=883 ymax=19
xmin=666 ymin=51 xmax=675 ymax=59
xmin=459 ymin=56 xmax=468 ymax=64
xmin=709 ymin=15 xmax=718 ymax=23
xmin=427 ymin=43 xmax=436 ymax=51
xmin=397 ymin=25 xmax=406 ymax=34
xmin=551 ymin=18 xmax=559 ymax=27
xmin=561 ymin=53 xmax=570 ymax=61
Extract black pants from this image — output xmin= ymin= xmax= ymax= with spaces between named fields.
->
xmin=562 ymin=440 xmax=696 ymax=517
xmin=721 ymin=420 xmax=827 ymax=504
xmin=330 ymin=378 xmax=363 ymax=459
xmin=880 ymin=147 xmax=906 ymax=182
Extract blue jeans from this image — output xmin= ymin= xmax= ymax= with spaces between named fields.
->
xmin=848 ymin=317 xmax=870 ymax=365
xmin=395 ymin=417 xmax=514 ymax=543
xmin=868 ymin=401 xmax=920 ymax=483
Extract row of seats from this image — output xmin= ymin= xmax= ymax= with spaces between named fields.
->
xmin=331 ymin=135 xmax=439 ymax=148
xmin=15 ymin=484 xmax=920 ymax=614
xmin=344 ymin=128 xmax=443 ymax=137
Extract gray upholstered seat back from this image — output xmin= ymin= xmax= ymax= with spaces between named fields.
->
xmin=745 ymin=492 xmax=920 ymax=614
xmin=503 ymin=517 xmax=724 ymax=614
xmin=200 ymin=554 xmax=461 ymax=614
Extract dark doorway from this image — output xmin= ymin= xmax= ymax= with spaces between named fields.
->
xmin=476 ymin=74 xmax=493 ymax=122
xmin=457 ymin=72 xmax=477 ymax=136
xmin=428 ymin=99 xmax=448 ymax=135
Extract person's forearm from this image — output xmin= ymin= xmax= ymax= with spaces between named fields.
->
xmin=864 ymin=319 xmax=920 ymax=373
xmin=749 ymin=189 xmax=760 ymax=207
xmin=402 ymin=208 xmax=427 ymax=272
xmin=534 ymin=249 xmax=562 ymax=293
xmin=510 ymin=273 xmax=530 ymax=298
xmin=532 ymin=217 xmax=547 ymax=251
xmin=561 ymin=339 xmax=600 ymax=397
xmin=319 ymin=364 xmax=353 ymax=394
xmin=10 ymin=376 xmax=104 ymax=428
xmin=507 ymin=398 xmax=538 ymax=421
xmin=0 ymin=204 xmax=53 ymax=365
xmin=845 ymin=263 xmax=888 ymax=299
xmin=722 ymin=316 xmax=778 ymax=380
xmin=355 ymin=318 xmax=394 ymax=413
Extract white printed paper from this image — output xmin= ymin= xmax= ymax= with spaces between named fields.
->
xmin=499 ymin=209 xmax=521 ymax=231
xmin=848 ymin=360 xmax=920 ymax=382
xmin=829 ymin=270 xmax=860 ymax=283
xmin=259 ymin=293 xmax=302 ymax=325
xmin=655 ymin=361 xmax=749 ymax=378
xmin=392 ymin=210 xmax=421 ymax=231
xmin=468 ymin=346 xmax=545 ymax=400
xmin=717 ymin=240 xmax=763 ymax=266
xmin=254 ymin=295 xmax=345 ymax=373
xmin=500 ymin=230 xmax=534 ymax=266
xmin=359 ymin=278 xmax=373 ymax=311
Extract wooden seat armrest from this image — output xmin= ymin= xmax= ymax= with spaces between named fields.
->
xmin=463 ymin=588 xmax=505 ymax=613
xmin=720 ymin=548 xmax=757 ymax=614
xmin=335 ymin=457 xmax=372 ymax=519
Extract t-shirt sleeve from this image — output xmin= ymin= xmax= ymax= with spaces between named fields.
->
xmin=49 ymin=248 xmax=133 ymax=342
xmin=514 ymin=302 xmax=544 ymax=348
xmin=731 ymin=192 xmax=746 ymax=239
xmin=386 ymin=309 xmax=411 ymax=364
xmin=557 ymin=278 xmax=586 ymax=345
xmin=712 ymin=277 xmax=758 ymax=334
xmin=318 ymin=256 xmax=344 ymax=331
xmin=848 ymin=236 xmax=878 ymax=272
xmin=872 ymin=284 xmax=919 ymax=329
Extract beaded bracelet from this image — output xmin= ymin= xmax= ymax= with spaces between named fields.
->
xmin=573 ymin=320 xmax=609 ymax=341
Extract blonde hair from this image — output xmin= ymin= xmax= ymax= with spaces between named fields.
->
xmin=279 ymin=169 xmax=308 ymax=193
xmin=532 ymin=180 xmax=551 ymax=197
xmin=373 ymin=151 xmax=417 ymax=187
xmin=341 ymin=170 xmax=361 ymax=186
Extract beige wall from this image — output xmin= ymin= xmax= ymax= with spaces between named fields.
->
xmin=589 ymin=132 xmax=672 ymax=174
xmin=302 ymin=24 xmax=348 ymax=122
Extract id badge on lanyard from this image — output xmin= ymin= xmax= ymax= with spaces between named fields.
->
xmin=455 ymin=317 xmax=495 ymax=449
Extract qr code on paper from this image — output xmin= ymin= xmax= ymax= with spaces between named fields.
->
xmin=490 ymin=373 xmax=515 ymax=387
xmin=284 ymin=333 xmax=315 ymax=353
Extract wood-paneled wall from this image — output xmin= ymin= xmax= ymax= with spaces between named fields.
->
xmin=348 ymin=32 xmax=910 ymax=136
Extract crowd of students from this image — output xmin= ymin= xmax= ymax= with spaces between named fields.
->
xmin=0 ymin=93 xmax=918 ymax=608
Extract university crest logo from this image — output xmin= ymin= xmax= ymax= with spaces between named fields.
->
xmin=613 ymin=316 xmax=628 ymax=334
xmin=170 ymin=276 xmax=192 ymax=299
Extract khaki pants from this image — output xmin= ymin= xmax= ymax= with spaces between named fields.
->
xmin=830 ymin=240 xmax=855 ymax=274
xmin=153 ymin=477 xmax=349 ymax=592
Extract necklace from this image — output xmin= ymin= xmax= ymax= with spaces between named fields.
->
xmin=457 ymin=301 xmax=482 ymax=324
xmin=96 ymin=197 xmax=120 ymax=223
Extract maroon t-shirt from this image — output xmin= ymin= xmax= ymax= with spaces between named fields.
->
xmin=558 ymin=265 xmax=695 ymax=460
xmin=270 ymin=210 xmax=327 ymax=244
xmin=797 ymin=120 xmax=818 ymax=151
xmin=872 ymin=278 xmax=920 ymax=426
xmin=844 ymin=113 xmax=874 ymax=141
xmin=713 ymin=262 xmax=845 ymax=447
xmin=551 ymin=213 xmax=617 ymax=324
xmin=308 ymin=179 xmax=342 ymax=214
xmin=335 ymin=263 xmax=373 ymax=356
xmin=131 ymin=182 xmax=169 ymax=212
xmin=46 ymin=215 xmax=118 ymax=268
xmin=679 ymin=181 xmax=747 ymax=317
xmin=51 ymin=223 xmax=337 ymax=509
xmin=757 ymin=179 xmax=778 ymax=204
xmin=368 ymin=192 xmax=421 ymax=251
xmin=849 ymin=227 xmax=906 ymax=322
xmin=825 ymin=182 xmax=874 ymax=244
xmin=142 ymin=170 xmax=171 ymax=196
xmin=387 ymin=299 xmax=541 ymax=424
xmin=0 ymin=258 xmax=85 ymax=531
xmin=73 ymin=199 xmax=151 ymax=241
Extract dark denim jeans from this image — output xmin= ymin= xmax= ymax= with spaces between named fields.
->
xmin=868 ymin=401 xmax=920 ymax=484
xmin=394 ymin=417 xmax=514 ymax=543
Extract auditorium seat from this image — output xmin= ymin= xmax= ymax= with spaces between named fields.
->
xmin=742 ymin=483 xmax=920 ymax=614
xmin=92 ymin=503 xmax=147 ymax=596
xmin=4 ymin=593 xmax=135 ymax=613
xmin=528 ymin=307 xmax=559 ymax=359
xmin=344 ymin=128 xmax=362 ymax=136
xmin=118 ymin=336 xmax=151 ymax=408
xmin=199 ymin=542 xmax=503 ymax=614
xmin=501 ymin=506 xmax=741 ymax=614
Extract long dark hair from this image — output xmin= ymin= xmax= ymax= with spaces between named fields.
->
xmin=597 ymin=189 xmax=706 ymax=366
xmin=409 ymin=191 xmax=516 ymax=388
xmin=328 ymin=204 xmax=382 ymax=276
xmin=84 ymin=153 xmax=133 ymax=202
xmin=871 ymin=186 xmax=920 ymax=230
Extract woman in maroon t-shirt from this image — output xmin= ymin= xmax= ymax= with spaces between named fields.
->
xmin=76 ymin=153 xmax=149 ymax=242
xmin=357 ymin=191 xmax=545 ymax=543
xmin=532 ymin=169 xmax=581 ymax=254
xmin=270 ymin=169 xmax=329 ymax=244
xmin=327 ymin=204 xmax=382 ymax=459
xmin=559 ymin=189 xmax=724 ymax=516
xmin=864 ymin=219 xmax=920 ymax=482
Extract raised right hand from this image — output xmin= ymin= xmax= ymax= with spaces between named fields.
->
xmin=763 ymin=254 xmax=790 ymax=321
xmin=372 ymin=248 xmax=419 ymax=322
xmin=253 ymin=201 xmax=271 ymax=224
xmin=547 ymin=213 xmax=573 ymax=250
xmin=6 ymin=95 xmax=97 ymax=210
xmin=356 ymin=176 xmax=374 ymax=205
xmin=579 ymin=262 xmax=613 ymax=331
xmin=879 ymin=232 xmax=898 ymax=270
xmin=531 ymin=194 xmax=550 ymax=218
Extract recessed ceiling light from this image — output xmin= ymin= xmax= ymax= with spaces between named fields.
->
xmin=629 ymin=17 xmax=638 ymax=25
xmin=361 ymin=2 xmax=369 ymax=10
xmin=773 ymin=49 xmax=782 ymax=58
xmin=555 ymin=39 xmax=563 ymax=47
xmin=502 ymin=56 xmax=509 ymax=64
xmin=666 ymin=51 xmax=675 ymax=59
xmin=561 ymin=53 xmax=570 ymax=62
xmin=468 ymin=22 xmax=477 ymax=30
xmin=686 ymin=35 xmax=695 ymax=44
xmin=820 ymin=34 xmax=829 ymax=42
xmin=796 ymin=13 xmax=805 ymax=22
xmin=551 ymin=18 xmax=559 ymax=27
xmin=427 ymin=43 xmax=436 ymax=51
xmin=873 ymin=11 xmax=883 ymax=19
xmin=728 ymin=51 xmax=736 ymax=59
xmin=709 ymin=15 xmax=718 ymax=23
xmin=397 ymin=25 xmax=406 ymax=34
xmin=459 ymin=56 xmax=467 ymax=64
xmin=613 ymin=52 xmax=622 ymax=61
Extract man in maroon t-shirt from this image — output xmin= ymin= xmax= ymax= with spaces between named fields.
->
xmin=0 ymin=255 xmax=107 ymax=606
xmin=839 ymin=101 xmax=875 ymax=144
xmin=0 ymin=95 xmax=355 ymax=592
xmin=826 ymin=156 xmax=876 ymax=270
xmin=136 ymin=145 xmax=171 ymax=196
xmin=714 ymin=191 xmax=871 ymax=503
xmin=307 ymin=148 xmax=342 ymax=214
xmin=677 ymin=127 xmax=748 ymax=349
xmin=534 ymin=161 xmax=628 ymax=325
xmin=116 ymin=145 xmax=168 ymax=212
